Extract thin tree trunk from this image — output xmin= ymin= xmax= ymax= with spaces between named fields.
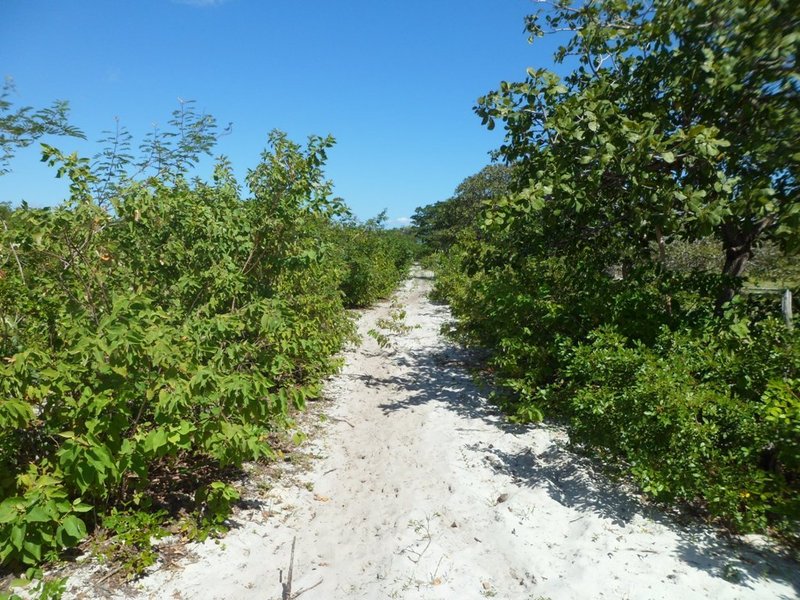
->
xmin=716 ymin=215 xmax=776 ymax=312
xmin=716 ymin=240 xmax=750 ymax=310
xmin=655 ymin=225 xmax=667 ymax=266
xmin=655 ymin=225 xmax=672 ymax=315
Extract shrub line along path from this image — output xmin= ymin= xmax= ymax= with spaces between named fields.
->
xmin=68 ymin=269 xmax=799 ymax=599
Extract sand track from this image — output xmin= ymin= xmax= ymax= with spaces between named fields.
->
xmin=68 ymin=270 xmax=799 ymax=599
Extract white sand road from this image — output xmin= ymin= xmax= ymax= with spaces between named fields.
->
xmin=64 ymin=269 xmax=798 ymax=599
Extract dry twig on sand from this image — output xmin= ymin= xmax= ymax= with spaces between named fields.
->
xmin=280 ymin=536 xmax=296 ymax=600
xmin=279 ymin=537 xmax=322 ymax=600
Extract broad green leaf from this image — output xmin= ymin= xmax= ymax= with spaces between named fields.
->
xmin=11 ymin=525 xmax=26 ymax=551
xmin=0 ymin=499 xmax=22 ymax=524
xmin=24 ymin=507 xmax=51 ymax=523
xmin=60 ymin=515 xmax=86 ymax=541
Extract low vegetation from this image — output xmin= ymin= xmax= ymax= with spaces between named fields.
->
xmin=0 ymin=100 xmax=414 ymax=579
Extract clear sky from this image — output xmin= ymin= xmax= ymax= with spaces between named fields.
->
xmin=0 ymin=0 xmax=563 ymax=224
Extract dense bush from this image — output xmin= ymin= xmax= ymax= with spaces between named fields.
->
xmin=0 ymin=125 xmax=413 ymax=568
xmin=430 ymin=206 xmax=800 ymax=536
xmin=420 ymin=0 xmax=800 ymax=538
xmin=559 ymin=322 xmax=799 ymax=532
xmin=333 ymin=212 xmax=417 ymax=308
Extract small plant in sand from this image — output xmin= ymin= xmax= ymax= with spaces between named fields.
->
xmin=0 ymin=575 xmax=67 ymax=600
xmin=368 ymin=305 xmax=414 ymax=349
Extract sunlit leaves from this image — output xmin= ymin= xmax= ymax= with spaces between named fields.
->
xmin=0 ymin=78 xmax=85 ymax=175
xmin=476 ymin=0 xmax=799 ymax=286
xmin=0 ymin=127 xmax=390 ymax=567
xmin=426 ymin=0 xmax=800 ymax=539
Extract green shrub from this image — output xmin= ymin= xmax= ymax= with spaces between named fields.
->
xmin=417 ymin=0 xmax=800 ymax=541
xmin=333 ymin=216 xmax=417 ymax=308
xmin=0 ymin=130 xmax=378 ymax=568
xmin=557 ymin=323 xmax=799 ymax=533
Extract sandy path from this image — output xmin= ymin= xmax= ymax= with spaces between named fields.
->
xmin=69 ymin=270 xmax=798 ymax=599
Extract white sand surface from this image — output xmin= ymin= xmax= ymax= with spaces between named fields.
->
xmin=65 ymin=269 xmax=799 ymax=599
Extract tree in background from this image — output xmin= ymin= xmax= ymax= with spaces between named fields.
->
xmin=412 ymin=164 xmax=513 ymax=252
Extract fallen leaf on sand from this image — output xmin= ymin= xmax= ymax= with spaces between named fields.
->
xmin=314 ymin=494 xmax=331 ymax=502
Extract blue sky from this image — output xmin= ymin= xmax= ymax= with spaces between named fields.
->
xmin=0 ymin=0 xmax=563 ymax=224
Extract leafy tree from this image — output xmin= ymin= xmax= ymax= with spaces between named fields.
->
xmin=90 ymin=99 xmax=230 ymax=206
xmin=332 ymin=209 xmax=417 ymax=307
xmin=412 ymin=164 xmax=513 ymax=251
xmin=424 ymin=0 xmax=800 ymax=536
xmin=476 ymin=0 xmax=799 ymax=304
xmin=0 ymin=101 xmax=418 ymax=567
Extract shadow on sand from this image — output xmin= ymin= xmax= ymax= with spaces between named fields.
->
xmin=363 ymin=299 xmax=800 ymax=597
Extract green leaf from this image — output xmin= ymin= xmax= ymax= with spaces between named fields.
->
xmin=22 ymin=541 xmax=42 ymax=563
xmin=11 ymin=524 xmax=26 ymax=551
xmin=60 ymin=515 xmax=86 ymax=541
xmin=0 ymin=499 xmax=22 ymax=524
xmin=24 ymin=507 xmax=51 ymax=523
xmin=143 ymin=428 xmax=169 ymax=455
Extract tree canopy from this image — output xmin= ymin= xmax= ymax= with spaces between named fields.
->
xmin=412 ymin=164 xmax=513 ymax=251
xmin=416 ymin=0 xmax=800 ymax=537
xmin=476 ymin=0 xmax=799 ymax=302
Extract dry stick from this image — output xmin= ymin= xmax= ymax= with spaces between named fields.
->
xmin=430 ymin=555 xmax=444 ymax=583
xmin=2 ymin=222 xmax=26 ymax=285
xmin=292 ymin=579 xmax=323 ymax=599
xmin=328 ymin=416 xmax=355 ymax=428
xmin=95 ymin=565 xmax=124 ymax=585
xmin=281 ymin=536 xmax=297 ymax=600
